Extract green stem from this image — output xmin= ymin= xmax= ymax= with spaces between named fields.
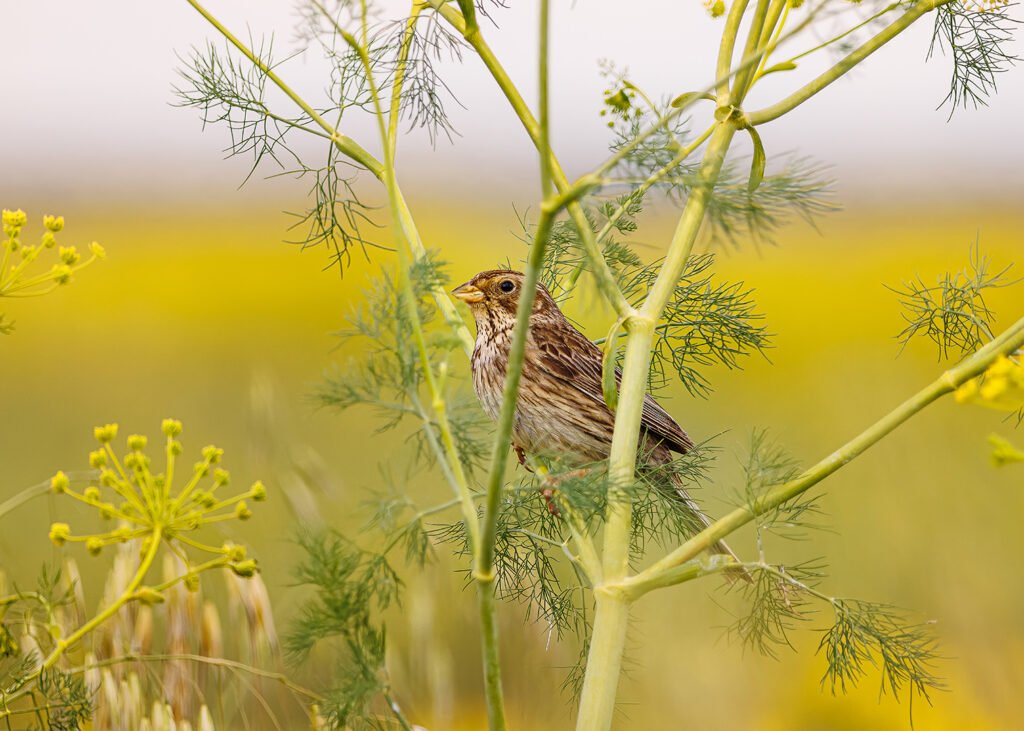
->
xmin=747 ymin=0 xmax=949 ymax=125
xmin=573 ymin=593 xmax=630 ymax=731
xmin=731 ymin=0 xmax=771 ymax=102
xmin=428 ymin=0 xmax=632 ymax=317
xmin=0 ymin=481 xmax=50 ymax=520
xmin=539 ymin=0 xmax=553 ymax=199
xmin=476 ymin=578 xmax=505 ymax=731
xmin=577 ymin=121 xmax=739 ymax=731
xmin=42 ymin=526 xmax=163 ymax=671
xmin=716 ymin=0 xmax=752 ymax=105
xmin=782 ymin=2 xmax=901 ymax=67
xmin=185 ymin=0 xmax=383 ymax=177
xmin=622 ymin=313 xmax=1024 ymax=597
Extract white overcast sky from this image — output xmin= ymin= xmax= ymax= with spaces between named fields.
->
xmin=3 ymin=1 xmax=1022 ymax=204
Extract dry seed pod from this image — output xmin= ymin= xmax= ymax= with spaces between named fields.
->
xmin=198 ymin=705 xmax=215 ymax=731
xmin=200 ymin=600 xmax=223 ymax=659
xmin=133 ymin=604 xmax=154 ymax=656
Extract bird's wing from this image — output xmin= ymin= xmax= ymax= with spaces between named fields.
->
xmin=532 ymin=323 xmax=695 ymax=455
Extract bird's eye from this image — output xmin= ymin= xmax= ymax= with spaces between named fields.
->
xmin=499 ymin=280 xmax=516 ymax=293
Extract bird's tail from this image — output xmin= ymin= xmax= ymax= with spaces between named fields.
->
xmin=668 ymin=473 xmax=752 ymax=584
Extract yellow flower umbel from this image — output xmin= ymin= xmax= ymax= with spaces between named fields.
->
xmin=956 ymin=354 xmax=1024 ymax=468
xmin=49 ymin=419 xmax=267 ymax=579
xmin=955 ymin=354 xmax=1024 ymax=412
xmin=1 ymin=209 xmax=104 ymax=333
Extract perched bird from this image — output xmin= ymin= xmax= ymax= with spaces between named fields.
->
xmin=452 ymin=269 xmax=742 ymax=566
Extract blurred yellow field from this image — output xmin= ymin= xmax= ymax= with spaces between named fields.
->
xmin=2 ymin=200 xmax=1021 ymax=729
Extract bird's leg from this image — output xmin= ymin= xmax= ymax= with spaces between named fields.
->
xmin=537 ymin=467 xmax=594 ymax=517
xmin=514 ymin=444 xmax=534 ymax=473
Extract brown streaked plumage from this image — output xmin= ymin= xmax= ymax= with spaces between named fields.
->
xmin=452 ymin=269 xmax=741 ymax=565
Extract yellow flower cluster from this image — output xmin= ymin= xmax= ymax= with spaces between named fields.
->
xmin=955 ymin=354 xmax=1024 ymax=412
xmin=703 ymin=0 xmax=726 ymax=17
xmin=49 ymin=419 xmax=267 ymax=579
xmin=1 ymin=209 xmax=104 ymax=305
xmin=956 ymin=354 xmax=1024 ymax=468
xmin=961 ymin=0 xmax=1009 ymax=11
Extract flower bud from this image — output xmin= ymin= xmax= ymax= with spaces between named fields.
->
xmin=184 ymin=573 xmax=201 ymax=593
xmin=229 ymin=560 xmax=258 ymax=578
xmin=2 ymin=209 xmax=27 ymax=229
xmin=161 ymin=419 xmax=182 ymax=437
xmin=58 ymin=246 xmax=80 ymax=265
xmin=50 ymin=471 xmax=69 ymax=494
xmin=51 ymin=264 xmax=72 ymax=285
xmin=49 ymin=522 xmax=71 ymax=546
xmin=43 ymin=215 xmax=64 ymax=232
xmin=88 ymin=241 xmax=105 ymax=259
xmin=235 ymin=501 xmax=252 ymax=521
xmin=222 ymin=542 xmax=247 ymax=562
xmin=94 ymin=424 xmax=118 ymax=444
xmin=250 ymin=481 xmax=267 ymax=502
xmin=89 ymin=449 xmax=107 ymax=469
xmin=202 ymin=446 xmax=223 ymax=464
xmin=86 ymin=537 xmax=103 ymax=556
xmin=128 ymin=434 xmax=147 ymax=452
xmin=40 ymin=231 xmax=56 ymax=248
xmin=213 ymin=468 xmax=230 ymax=488
xmin=83 ymin=486 xmax=101 ymax=504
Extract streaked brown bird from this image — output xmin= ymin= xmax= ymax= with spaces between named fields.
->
xmin=452 ymin=269 xmax=742 ymax=565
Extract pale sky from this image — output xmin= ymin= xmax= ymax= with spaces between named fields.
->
xmin=3 ymin=1 xmax=1022 ymax=204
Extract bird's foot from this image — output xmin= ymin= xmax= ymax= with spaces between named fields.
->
xmin=514 ymin=445 xmax=534 ymax=473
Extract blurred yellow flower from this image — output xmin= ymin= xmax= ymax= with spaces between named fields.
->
xmin=988 ymin=434 xmax=1024 ymax=467
xmin=955 ymin=354 xmax=1024 ymax=411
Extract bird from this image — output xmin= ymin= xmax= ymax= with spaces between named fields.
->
xmin=451 ymin=268 xmax=743 ymax=568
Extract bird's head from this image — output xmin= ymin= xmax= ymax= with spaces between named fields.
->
xmin=451 ymin=270 xmax=558 ymax=323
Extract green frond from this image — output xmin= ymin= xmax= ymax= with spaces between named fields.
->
xmin=728 ymin=562 xmax=820 ymax=658
xmin=288 ymin=530 xmax=411 ymax=729
xmin=890 ymin=242 xmax=1016 ymax=359
xmin=740 ymin=430 xmax=825 ymax=539
xmin=387 ymin=13 xmax=464 ymax=145
xmin=820 ymin=599 xmax=945 ymax=706
xmin=929 ymin=3 xmax=1019 ymax=114
xmin=616 ymin=252 xmax=772 ymax=397
xmin=34 ymin=667 xmax=93 ymax=731
xmin=175 ymin=39 xmax=307 ymax=178
xmin=702 ymin=157 xmax=836 ymax=248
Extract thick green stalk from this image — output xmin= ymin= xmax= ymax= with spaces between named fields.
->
xmin=573 ymin=593 xmax=631 ymax=731
xmin=747 ymin=0 xmax=949 ymax=125
xmin=577 ymin=121 xmax=739 ymax=731
xmin=716 ymin=0 xmax=752 ymax=105
xmin=731 ymin=0 xmax=771 ymax=102
xmin=621 ymin=313 xmax=1024 ymax=598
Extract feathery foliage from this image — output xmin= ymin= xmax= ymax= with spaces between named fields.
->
xmin=288 ymin=531 xmax=409 ymax=730
xmin=890 ymin=242 xmax=1016 ymax=359
xmin=929 ymin=2 xmax=1019 ymax=113
xmin=317 ymin=255 xmax=489 ymax=474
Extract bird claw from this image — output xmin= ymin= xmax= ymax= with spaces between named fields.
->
xmin=514 ymin=445 xmax=534 ymax=473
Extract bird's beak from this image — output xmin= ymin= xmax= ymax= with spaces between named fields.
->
xmin=451 ymin=282 xmax=484 ymax=303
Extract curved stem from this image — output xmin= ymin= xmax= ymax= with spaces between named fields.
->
xmin=623 ymin=313 xmax=1024 ymax=598
xmin=42 ymin=526 xmax=163 ymax=671
xmin=186 ymin=0 xmax=382 ymax=177
xmin=747 ymin=0 xmax=949 ymax=125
